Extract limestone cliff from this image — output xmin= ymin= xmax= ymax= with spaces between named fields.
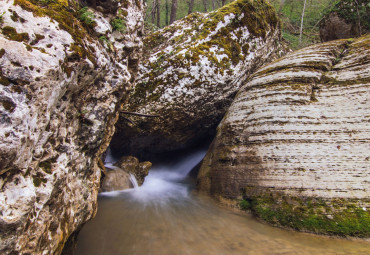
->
xmin=0 ymin=0 xmax=144 ymax=254
xmin=198 ymin=35 xmax=370 ymax=237
xmin=111 ymin=0 xmax=285 ymax=157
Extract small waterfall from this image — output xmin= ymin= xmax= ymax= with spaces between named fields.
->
xmin=129 ymin=174 xmax=139 ymax=189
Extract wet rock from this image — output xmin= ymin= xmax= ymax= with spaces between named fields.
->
xmin=112 ymin=0 xmax=286 ymax=157
xmin=198 ymin=35 xmax=370 ymax=236
xmin=0 ymin=0 xmax=144 ymax=254
xmin=114 ymin=156 xmax=151 ymax=185
xmin=100 ymin=168 xmax=132 ymax=192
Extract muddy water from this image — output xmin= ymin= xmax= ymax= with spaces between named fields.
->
xmin=76 ymin=150 xmax=369 ymax=255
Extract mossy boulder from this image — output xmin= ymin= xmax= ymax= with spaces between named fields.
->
xmin=319 ymin=0 xmax=369 ymax=42
xmin=198 ymin=35 xmax=370 ymax=237
xmin=0 ymin=0 xmax=144 ymax=254
xmin=112 ymin=0 xmax=285 ymax=157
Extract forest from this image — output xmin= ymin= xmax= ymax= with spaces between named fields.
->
xmin=145 ymin=0 xmax=369 ymax=49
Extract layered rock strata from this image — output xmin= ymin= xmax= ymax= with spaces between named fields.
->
xmin=0 ymin=0 xmax=144 ymax=254
xmin=112 ymin=0 xmax=285 ymax=157
xmin=198 ymin=35 xmax=370 ymax=236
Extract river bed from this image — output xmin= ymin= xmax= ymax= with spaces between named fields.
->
xmin=75 ymin=150 xmax=369 ymax=255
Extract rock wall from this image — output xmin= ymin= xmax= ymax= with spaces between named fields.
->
xmin=111 ymin=0 xmax=285 ymax=157
xmin=0 ymin=0 xmax=144 ymax=254
xmin=198 ymin=35 xmax=370 ymax=237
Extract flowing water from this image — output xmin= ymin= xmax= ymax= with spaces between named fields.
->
xmin=76 ymin=149 xmax=369 ymax=255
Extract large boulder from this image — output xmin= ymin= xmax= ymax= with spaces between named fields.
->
xmin=0 ymin=0 xmax=144 ymax=254
xmin=198 ymin=35 xmax=370 ymax=237
xmin=111 ymin=0 xmax=285 ymax=157
xmin=100 ymin=168 xmax=133 ymax=192
xmin=319 ymin=0 xmax=369 ymax=42
xmin=114 ymin=156 xmax=151 ymax=185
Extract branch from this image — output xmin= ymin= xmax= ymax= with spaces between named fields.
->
xmin=121 ymin=116 xmax=134 ymax=124
xmin=121 ymin=111 xmax=160 ymax=118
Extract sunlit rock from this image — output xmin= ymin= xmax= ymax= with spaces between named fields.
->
xmin=0 ymin=0 xmax=144 ymax=254
xmin=112 ymin=0 xmax=285 ymax=157
xmin=198 ymin=35 xmax=370 ymax=237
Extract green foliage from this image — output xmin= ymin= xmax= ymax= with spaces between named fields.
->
xmin=325 ymin=0 xmax=370 ymax=31
xmin=111 ymin=17 xmax=126 ymax=32
xmin=79 ymin=7 xmax=95 ymax=25
xmin=240 ymin=196 xmax=370 ymax=237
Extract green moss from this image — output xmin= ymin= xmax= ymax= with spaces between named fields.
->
xmin=14 ymin=0 xmax=97 ymax=65
xmin=0 ymin=48 xmax=5 ymax=58
xmin=39 ymin=161 xmax=52 ymax=174
xmin=2 ymin=100 xmax=16 ymax=112
xmin=2 ymin=26 xmax=30 ymax=42
xmin=240 ymin=193 xmax=370 ymax=237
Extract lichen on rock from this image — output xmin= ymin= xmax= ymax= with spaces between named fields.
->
xmin=112 ymin=0 xmax=285 ymax=157
xmin=0 ymin=0 xmax=144 ymax=254
xmin=197 ymin=35 xmax=370 ymax=237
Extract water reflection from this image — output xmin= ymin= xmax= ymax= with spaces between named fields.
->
xmin=76 ymin=149 xmax=369 ymax=255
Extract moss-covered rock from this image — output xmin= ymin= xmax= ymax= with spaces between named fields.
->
xmin=112 ymin=0 xmax=285 ymax=157
xmin=198 ymin=35 xmax=370 ymax=237
xmin=319 ymin=0 xmax=369 ymax=42
xmin=0 ymin=0 xmax=144 ymax=254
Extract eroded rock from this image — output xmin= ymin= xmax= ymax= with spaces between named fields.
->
xmin=100 ymin=168 xmax=132 ymax=192
xmin=0 ymin=0 xmax=144 ymax=254
xmin=114 ymin=156 xmax=151 ymax=185
xmin=112 ymin=0 xmax=285 ymax=157
xmin=198 ymin=35 xmax=370 ymax=237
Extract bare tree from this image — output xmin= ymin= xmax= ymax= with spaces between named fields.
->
xmin=170 ymin=0 xmax=178 ymax=24
xmin=299 ymin=0 xmax=307 ymax=45
xmin=156 ymin=0 xmax=161 ymax=28
xmin=188 ymin=0 xmax=195 ymax=14
xmin=151 ymin=0 xmax=157 ymax=24
xmin=203 ymin=0 xmax=208 ymax=12
xmin=166 ymin=0 xmax=169 ymax=25
xmin=354 ymin=0 xmax=362 ymax=36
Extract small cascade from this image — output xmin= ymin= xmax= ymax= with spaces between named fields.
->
xmin=103 ymin=147 xmax=119 ymax=170
xmin=129 ymin=174 xmax=139 ymax=189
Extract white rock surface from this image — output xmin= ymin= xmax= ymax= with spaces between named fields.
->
xmin=0 ymin=0 xmax=144 ymax=254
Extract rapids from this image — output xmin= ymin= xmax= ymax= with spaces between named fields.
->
xmin=75 ymin=149 xmax=370 ymax=255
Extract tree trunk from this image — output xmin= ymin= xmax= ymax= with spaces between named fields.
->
xmin=221 ymin=0 xmax=226 ymax=6
xmin=166 ymin=0 xmax=169 ymax=26
xmin=354 ymin=0 xmax=362 ymax=36
xmin=170 ymin=0 xmax=178 ymax=24
xmin=299 ymin=0 xmax=307 ymax=45
xmin=203 ymin=0 xmax=208 ymax=12
xmin=188 ymin=0 xmax=195 ymax=14
xmin=151 ymin=0 xmax=157 ymax=24
xmin=278 ymin=0 xmax=285 ymax=16
xmin=156 ymin=0 xmax=161 ymax=28
xmin=211 ymin=0 xmax=216 ymax=10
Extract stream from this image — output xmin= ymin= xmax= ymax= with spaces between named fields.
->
xmin=75 ymin=149 xmax=370 ymax=255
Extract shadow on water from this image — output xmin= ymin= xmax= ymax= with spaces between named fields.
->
xmin=76 ymin=149 xmax=370 ymax=255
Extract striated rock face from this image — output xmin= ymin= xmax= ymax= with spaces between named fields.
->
xmin=198 ymin=35 xmax=370 ymax=236
xmin=0 ymin=0 xmax=144 ymax=254
xmin=111 ymin=0 xmax=285 ymax=157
